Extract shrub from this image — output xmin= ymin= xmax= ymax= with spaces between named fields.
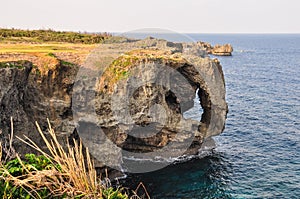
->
xmin=0 ymin=154 xmax=63 ymax=198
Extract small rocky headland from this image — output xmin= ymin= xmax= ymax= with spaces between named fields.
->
xmin=0 ymin=29 xmax=232 ymax=198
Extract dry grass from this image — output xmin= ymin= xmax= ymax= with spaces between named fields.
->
xmin=0 ymin=117 xmax=17 ymax=163
xmin=0 ymin=119 xmax=123 ymax=198
xmin=0 ymin=119 xmax=150 ymax=199
xmin=0 ymin=41 xmax=97 ymax=70
xmin=16 ymin=119 xmax=116 ymax=198
xmin=0 ymin=43 xmax=96 ymax=54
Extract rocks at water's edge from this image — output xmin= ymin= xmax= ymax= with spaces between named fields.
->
xmin=0 ymin=37 xmax=228 ymax=173
xmin=198 ymin=42 xmax=233 ymax=56
xmin=212 ymin=44 xmax=233 ymax=56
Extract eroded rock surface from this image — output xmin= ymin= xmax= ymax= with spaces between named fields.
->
xmin=0 ymin=38 xmax=228 ymax=171
xmin=198 ymin=42 xmax=233 ymax=56
xmin=212 ymin=44 xmax=233 ymax=56
xmin=72 ymin=38 xmax=228 ymax=170
xmin=0 ymin=60 xmax=78 ymax=156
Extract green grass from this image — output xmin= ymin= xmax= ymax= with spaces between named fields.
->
xmin=47 ymin=52 xmax=56 ymax=57
xmin=0 ymin=60 xmax=29 ymax=69
xmin=0 ymin=154 xmax=63 ymax=199
xmin=0 ymin=28 xmax=112 ymax=44
xmin=0 ymin=154 xmax=131 ymax=199
xmin=60 ymin=60 xmax=75 ymax=66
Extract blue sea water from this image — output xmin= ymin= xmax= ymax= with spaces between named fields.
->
xmin=120 ymin=34 xmax=300 ymax=199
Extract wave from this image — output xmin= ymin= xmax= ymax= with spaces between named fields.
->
xmin=237 ymin=49 xmax=255 ymax=53
xmin=122 ymin=137 xmax=216 ymax=165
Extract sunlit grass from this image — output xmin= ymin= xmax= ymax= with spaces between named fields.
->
xmin=0 ymin=43 xmax=96 ymax=53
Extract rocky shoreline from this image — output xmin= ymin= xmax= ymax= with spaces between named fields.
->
xmin=0 ymin=36 xmax=229 ymax=174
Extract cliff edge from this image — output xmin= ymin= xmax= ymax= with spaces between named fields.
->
xmin=0 ymin=37 xmax=228 ymax=172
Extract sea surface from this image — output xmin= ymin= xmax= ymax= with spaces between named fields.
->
xmin=119 ymin=34 xmax=300 ymax=199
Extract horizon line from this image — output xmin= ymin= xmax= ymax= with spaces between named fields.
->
xmin=1 ymin=27 xmax=300 ymax=35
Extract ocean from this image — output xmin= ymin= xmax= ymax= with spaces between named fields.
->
xmin=119 ymin=34 xmax=300 ymax=199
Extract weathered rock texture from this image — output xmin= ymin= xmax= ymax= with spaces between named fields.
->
xmin=72 ymin=38 xmax=228 ymax=169
xmin=0 ymin=60 xmax=78 ymax=156
xmin=0 ymin=38 xmax=228 ymax=171
xmin=212 ymin=44 xmax=233 ymax=56
xmin=198 ymin=42 xmax=233 ymax=56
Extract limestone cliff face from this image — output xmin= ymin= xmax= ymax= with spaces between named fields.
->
xmin=72 ymin=38 xmax=228 ymax=169
xmin=0 ymin=60 xmax=78 ymax=155
xmin=0 ymin=38 xmax=228 ymax=170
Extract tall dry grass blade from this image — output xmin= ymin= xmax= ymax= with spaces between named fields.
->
xmin=134 ymin=182 xmax=151 ymax=199
xmin=14 ymin=120 xmax=106 ymax=198
xmin=9 ymin=117 xmax=13 ymax=151
xmin=0 ymin=157 xmax=42 ymax=199
xmin=16 ymin=135 xmax=53 ymax=163
xmin=0 ymin=142 xmax=2 ymax=166
xmin=2 ymin=117 xmax=17 ymax=162
xmin=4 ymin=119 xmax=143 ymax=199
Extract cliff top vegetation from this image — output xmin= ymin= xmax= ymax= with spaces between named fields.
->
xmin=0 ymin=28 xmax=112 ymax=44
xmin=0 ymin=28 xmax=113 ymax=68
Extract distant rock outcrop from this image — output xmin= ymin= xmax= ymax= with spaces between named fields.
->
xmin=212 ymin=44 xmax=233 ymax=56
xmin=198 ymin=42 xmax=233 ymax=56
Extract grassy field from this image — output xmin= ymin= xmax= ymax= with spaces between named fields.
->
xmin=0 ymin=42 xmax=92 ymax=71
xmin=0 ymin=28 xmax=111 ymax=44
xmin=0 ymin=40 xmax=97 ymax=70
xmin=0 ymin=43 xmax=95 ymax=53
xmin=0 ymin=42 xmax=96 ymax=60
xmin=0 ymin=28 xmax=113 ymax=67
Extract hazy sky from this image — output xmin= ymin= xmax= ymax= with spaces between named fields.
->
xmin=1 ymin=0 xmax=299 ymax=33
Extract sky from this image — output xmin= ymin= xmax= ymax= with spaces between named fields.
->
xmin=1 ymin=0 xmax=299 ymax=33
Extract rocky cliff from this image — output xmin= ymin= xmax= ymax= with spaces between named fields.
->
xmin=0 ymin=38 xmax=228 ymax=172
xmin=0 ymin=60 xmax=78 ymax=156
